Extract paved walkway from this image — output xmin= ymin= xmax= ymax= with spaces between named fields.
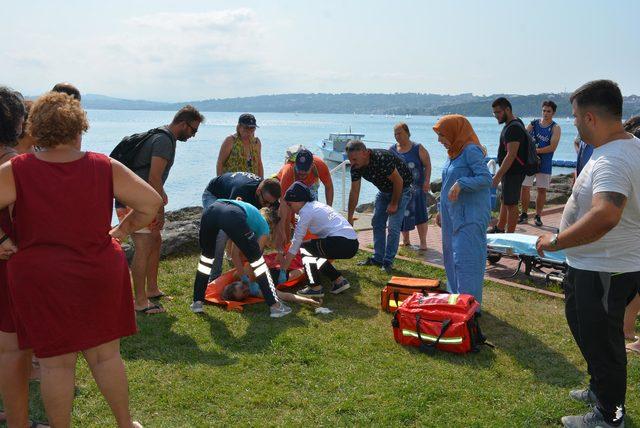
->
xmin=355 ymin=206 xmax=566 ymax=298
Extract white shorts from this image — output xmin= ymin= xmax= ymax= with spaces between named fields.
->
xmin=522 ymin=173 xmax=551 ymax=189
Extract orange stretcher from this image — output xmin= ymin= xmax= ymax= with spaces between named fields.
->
xmin=204 ymin=252 xmax=306 ymax=311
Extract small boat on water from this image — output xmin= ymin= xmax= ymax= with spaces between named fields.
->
xmin=317 ymin=132 xmax=365 ymax=163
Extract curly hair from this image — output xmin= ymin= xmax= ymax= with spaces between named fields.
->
xmin=623 ymin=115 xmax=640 ymax=138
xmin=0 ymin=86 xmax=26 ymax=146
xmin=28 ymin=92 xmax=89 ymax=148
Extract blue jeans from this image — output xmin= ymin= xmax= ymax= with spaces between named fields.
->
xmin=202 ymin=190 xmax=227 ymax=282
xmin=371 ymin=188 xmax=412 ymax=266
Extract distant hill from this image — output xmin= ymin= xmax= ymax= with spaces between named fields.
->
xmin=79 ymin=92 xmax=640 ymax=118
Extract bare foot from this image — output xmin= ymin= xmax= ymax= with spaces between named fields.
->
xmin=626 ymin=340 xmax=640 ymax=355
xmin=147 ymin=289 xmax=173 ymax=300
xmin=135 ymin=302 xmax=166 ymax=315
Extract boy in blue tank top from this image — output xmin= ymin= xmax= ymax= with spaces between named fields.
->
xmin=519 ymin=100 xmax=562 ymax=226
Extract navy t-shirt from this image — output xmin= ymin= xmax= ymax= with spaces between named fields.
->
xmin=205 ymin=172 xmax=261 ymax=208
xmin=497 ymin=119 xmax=529 ymax=175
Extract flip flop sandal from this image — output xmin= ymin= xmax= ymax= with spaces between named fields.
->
xmin=135 ymin=304 xmax=165 ymax=315
xmin=148 ymin=293 xmax=173 ymax=301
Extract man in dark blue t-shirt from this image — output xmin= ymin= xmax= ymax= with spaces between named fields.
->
xmin=490 ymin=97 xmax=529 ymax=233
xmin=201 ymin=172 xmax=282 ymax=281
xmin=346 ymin=140 xmax=413 ymax=273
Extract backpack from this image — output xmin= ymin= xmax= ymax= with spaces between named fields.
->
xmin=392 ymin=292 xmax=489 ymax=354
xmin=505 ymin=119 xmax=540 ymax=176
xmin=109 ymin=128 xmax=173 ymax=169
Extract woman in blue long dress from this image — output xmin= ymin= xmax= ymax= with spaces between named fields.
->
xmin=433 ymin=115 xmax=491 ymax=308
xmin=390 ymin=123 xmax=432 ymax=250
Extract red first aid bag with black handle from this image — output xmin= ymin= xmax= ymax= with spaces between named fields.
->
xmin=392 ymin=292 xmax=486 ymax=354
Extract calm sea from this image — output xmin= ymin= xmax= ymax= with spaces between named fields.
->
xmin=84 ymin=110 xmax=579 ymax=211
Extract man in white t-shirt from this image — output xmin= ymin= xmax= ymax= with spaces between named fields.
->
xmin=536 ymin=80 xmax=639 ymax=428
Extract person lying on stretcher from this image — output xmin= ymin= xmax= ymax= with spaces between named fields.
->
xmin=222 ymin=207 xmax=320 ymax=308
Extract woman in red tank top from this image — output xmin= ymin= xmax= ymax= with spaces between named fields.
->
xmin=0 ymin=92 xmax=162 ymax=427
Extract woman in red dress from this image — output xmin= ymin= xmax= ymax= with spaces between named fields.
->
xmin=0 ymin=92 xmax=162 ymax=427
xmin=0 ymin=87 xmax=42 ymax=427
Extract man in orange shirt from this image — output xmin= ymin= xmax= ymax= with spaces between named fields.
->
xmin=276 ymin=147 xmax=333 ymax=205
xmin=276 ymin=147 xmax=334 ymax=247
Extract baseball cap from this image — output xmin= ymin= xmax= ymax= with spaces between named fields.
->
xmin=285 ymin=144 xmax=304 ymax=163
xmin=284 ymin=181 xmax=312 ymax=203
xmin=294 ymin=148 xmax=313 ymax=172
xmin=238 ymin=113 xmax=258 ymax=128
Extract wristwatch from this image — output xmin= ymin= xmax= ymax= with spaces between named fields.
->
xmin=550 ymin=233 xmax=559 ymax=248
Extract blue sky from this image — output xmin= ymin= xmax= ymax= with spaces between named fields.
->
xmin=1 ymin=0 xmax=638 ymax=101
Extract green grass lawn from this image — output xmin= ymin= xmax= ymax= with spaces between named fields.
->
xmin=10 ymin=252 xmax=640 ymax=427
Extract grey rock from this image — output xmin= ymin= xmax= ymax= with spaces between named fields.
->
xmin=356 ymin=202 xmax=375 ymax=213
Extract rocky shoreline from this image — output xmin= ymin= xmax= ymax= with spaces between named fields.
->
xmin=124 ymin=173 xmax=574 ymax=260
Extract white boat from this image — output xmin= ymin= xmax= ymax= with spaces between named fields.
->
xmin=317 ymin=132 xmax=365 ymax=163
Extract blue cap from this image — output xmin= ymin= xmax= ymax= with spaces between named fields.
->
xmin=284 ymin=181 xmax=312 ymax=203
xmin=294 ymin=149 xmax=313 ymax=172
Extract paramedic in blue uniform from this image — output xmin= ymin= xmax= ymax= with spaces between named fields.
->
xmin=433 ymin=115 xmax=492 ymax=308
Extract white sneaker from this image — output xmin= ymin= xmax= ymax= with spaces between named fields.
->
xmin=190 ymin=301 xmax=204 ymax=313
xmin=270 ymin=302 xmax=292 ymax=318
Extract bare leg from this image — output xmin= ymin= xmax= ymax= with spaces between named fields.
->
xmin=505 ymin=204 xmax=519 ymax=233
xmin=0 ymin=332 xmax=31 ymax=427
xmin=624 ymin=293 xmax=640 ymax=339
xmin=130 ymin=233 xmax=162 ymax=313
xmin=496 ymin=203 xmax=508 ymax=230
xmin=401 ymin=231 xmax=411 ymax=246
xmin=535 ymin=188 xmax=547 ymax=216
xmin=417 ymin=222 xmax=428 ymax=250
xmin=520 ymin=186 xmax=531 ymax=215
xmin=145 ymin=231 xmax=163 ymax=298
xmin=276 ymin=290 xmax=320 ymax=307
xmin=39 ymin=352 xmax=78 ymax=428
xmin=83 ymin=340 xmax=133 ymax=428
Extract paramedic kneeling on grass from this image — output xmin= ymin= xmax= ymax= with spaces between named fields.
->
xmin=536 ymin=80 xmax=640 ymax=428
xmin=190 ymin=199 xmax=291 ymax=318
xmin=280 ymin=182 xmax=359 ymax=297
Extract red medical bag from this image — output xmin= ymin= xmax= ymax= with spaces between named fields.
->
xmin=392 ymin=292 xmax=486 ymax=354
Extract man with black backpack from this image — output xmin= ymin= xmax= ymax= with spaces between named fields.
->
xmin=488 ymin=97 xmax=531 ymax=233
xmin=114 ymin=105 xmax=204 ymax=314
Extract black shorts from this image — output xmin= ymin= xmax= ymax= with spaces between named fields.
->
xmin=501 ymin=173 xmax=525 ymax=206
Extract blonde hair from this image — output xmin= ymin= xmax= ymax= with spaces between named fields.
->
xmin=260 ymin=207 xmax=280 ymax=247
xmin=28 ymin=92 xmax=88 ymax=148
